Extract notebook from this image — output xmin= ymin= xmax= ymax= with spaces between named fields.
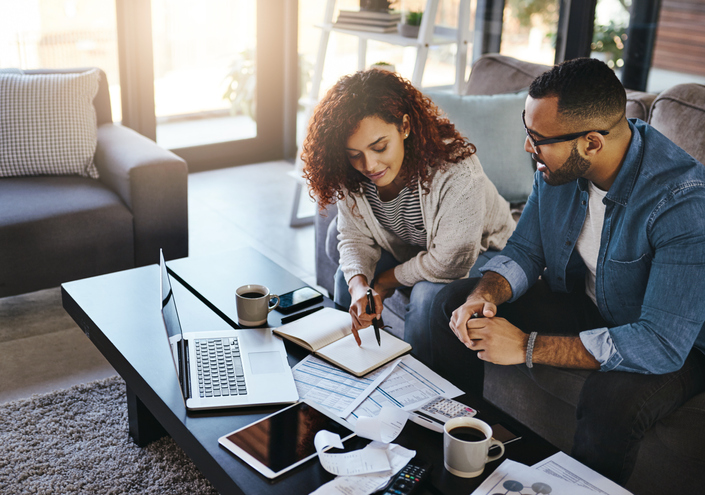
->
xmin=159 ymin=250 xmax=299 ymax=410
xmin=273 ymin=307 xmax=412 ymax=376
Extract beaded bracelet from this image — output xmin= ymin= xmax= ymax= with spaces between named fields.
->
xmin=526 ymin=331 xmax=538 ymax=369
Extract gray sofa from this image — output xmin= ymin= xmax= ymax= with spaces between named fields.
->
xmin=314 ymin=54 xmax=705 ymax=493
xmin=0 ymin=68 xmax=188 ymax=298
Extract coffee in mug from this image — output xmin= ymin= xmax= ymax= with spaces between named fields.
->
xmin=235 ymin=284 xmax=280 ymax=327
xmin=443 ymin=417 xmax=505 ymax=478
xmin=448 ymin=426 xmax=487 ymax=442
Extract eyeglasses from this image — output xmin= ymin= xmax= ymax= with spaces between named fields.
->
xmin=522 ymin=110 xmax=609 ymax=153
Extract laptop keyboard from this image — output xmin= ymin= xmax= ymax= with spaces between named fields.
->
xmin=195 ymin=337 xmax=248 ymax=398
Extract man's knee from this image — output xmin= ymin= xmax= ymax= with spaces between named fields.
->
xmin=430 ymin=277 xmax=480 ymax=323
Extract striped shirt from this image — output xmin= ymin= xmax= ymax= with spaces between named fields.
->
xmin=362 ymin=180 xmax=427 ymax=247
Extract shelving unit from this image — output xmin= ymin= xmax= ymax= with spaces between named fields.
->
xmin=289 ymin=0 xmax=471 ymax=227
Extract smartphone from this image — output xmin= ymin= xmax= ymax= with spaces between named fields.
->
xmin=275 ymin=286 xmax=324 ymax=314
xmin=490 ymin=423 xmax=521 ymax=445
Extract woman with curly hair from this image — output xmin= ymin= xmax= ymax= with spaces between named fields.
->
xmin=302 ymin=69 xmax=515 ymax=363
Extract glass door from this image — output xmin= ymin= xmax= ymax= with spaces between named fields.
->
xmin=149 ymin=0 xmax=286 ymax=171
xmin=151 ymin=0 xmax=257 ymax=150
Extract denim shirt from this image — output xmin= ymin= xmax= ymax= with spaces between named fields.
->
xmin=481 ymin=120 xmax=705 ymax=374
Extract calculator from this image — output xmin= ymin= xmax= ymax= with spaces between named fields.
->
xmin=409 ymin=397 xmax=477 ymax=433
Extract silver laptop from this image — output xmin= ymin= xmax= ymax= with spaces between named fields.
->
xmin=159 ymin=250 xmax=299 ymax=410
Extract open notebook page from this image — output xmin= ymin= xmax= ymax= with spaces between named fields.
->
xmin=275 ymin=307 xmax=352 ymax=352
xmin=317 ymin=326 xmax=411 ymax=376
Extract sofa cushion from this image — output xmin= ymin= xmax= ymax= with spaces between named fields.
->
xmin=648 ymin=83 xmax=705 ymax=164
xmin=425 ymin=90 xmax=534 ymax=203
xmin=0 ymin=69 xmax=100 ymax=179
xmin=0 ymin=177 xmax=134 ymax=297
xmin=463 ymin=54 xmax=551 ymax=96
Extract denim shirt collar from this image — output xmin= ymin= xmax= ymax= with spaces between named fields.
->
xmin=584 ymin=119 xmax=643 ymax=206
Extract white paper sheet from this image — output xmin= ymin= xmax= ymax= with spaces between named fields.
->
xmin=533 ymin=452 xmax=634 ymax=495
xmin=292 ymin=354 xmax=399 ymax=417
xmin=472 ymin=453 xmax=634 ymax=495
xmin=314 ymin=431 xmax=391 ymax=476
xmin=472 ymin=459 xmax=598 ymax=495
xmin=310 ymin=442 xmax=416 ymax=495
xmin=355 ymin=406 xmax=409 ymax=443
xmin=312 ymin=405 xmax=410 ymax=480
xmin=346 ymin=355 xmax=463 ymax=425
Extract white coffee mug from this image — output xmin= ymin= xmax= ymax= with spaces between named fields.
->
xmin=443 ymin=417 xmax=505 ymax=478
xmin=235 ymin=284 xmax=280 ymax=327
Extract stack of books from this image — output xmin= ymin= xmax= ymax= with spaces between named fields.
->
xmin=334 ymin=9 xmax=401 ymax=33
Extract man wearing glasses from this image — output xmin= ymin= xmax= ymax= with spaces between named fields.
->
xmin=429 ymin=57 xmax=705 ymax=486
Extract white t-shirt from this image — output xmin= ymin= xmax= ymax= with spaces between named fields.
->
xmin=575 ymin=181 xmax=608 ymax=306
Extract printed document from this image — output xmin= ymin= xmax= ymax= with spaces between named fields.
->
xmin=472 ymin=452 xmax=633 ymax=495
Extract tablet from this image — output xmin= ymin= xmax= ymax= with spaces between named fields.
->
xmin=218 ymin=399 xmax=356 ymax=479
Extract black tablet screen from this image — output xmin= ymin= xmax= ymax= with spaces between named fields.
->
xmin=225 ymin=402 xmax=353 ymax=473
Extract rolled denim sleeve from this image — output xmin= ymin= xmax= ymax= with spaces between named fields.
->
xmin=479 ymin=255 xmax=529 ymax=303
xmin=580 ymin=328 xmax=624 ymax=371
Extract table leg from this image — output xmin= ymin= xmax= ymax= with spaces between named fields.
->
xmin=126 ymin=385 xmax=168 ymax=447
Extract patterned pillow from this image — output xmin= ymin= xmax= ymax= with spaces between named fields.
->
xmin=0 ymin=69 xmax=100 ymax=178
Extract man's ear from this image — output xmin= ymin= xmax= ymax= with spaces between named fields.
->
xmin=584 ymin=132 xmax=605 ymax=157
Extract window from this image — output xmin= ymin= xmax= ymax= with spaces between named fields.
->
xmin=151 ymin=0 xmax=258 ymax=149
xmin=0 ymin=0 xmax=121 ymax=119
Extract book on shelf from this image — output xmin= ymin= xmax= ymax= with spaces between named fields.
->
xmin=338 ymin=9 xmax=402 ymax=21
xmin=333 ymin=22 xmax=399 ymax=33
xmin=335 ymin=17 xmax=399 ymax=28
xmin=273 ymin=307 xmax=411 ymax=377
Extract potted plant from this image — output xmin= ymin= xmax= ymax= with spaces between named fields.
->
xmin=369 ymin=61 xmax=396 ymax=72
xmin=399 ymin=10 xmax=422 ymax=38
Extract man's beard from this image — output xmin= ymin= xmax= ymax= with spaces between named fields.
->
xmin=539 ymin=143 xmax=591 ymax=186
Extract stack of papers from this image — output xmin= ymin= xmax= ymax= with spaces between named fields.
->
xmin=291 ymin=353 xmax=463 ymax=423
xmin=473 ymin=452 xmax=634 ymax=495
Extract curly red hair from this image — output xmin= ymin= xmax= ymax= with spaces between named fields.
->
xmin=301 ymin=69 xmax=475 ymax=207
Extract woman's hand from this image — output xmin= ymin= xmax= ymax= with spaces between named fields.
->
xmin=348 ymin=275 xmax=382 ymax=346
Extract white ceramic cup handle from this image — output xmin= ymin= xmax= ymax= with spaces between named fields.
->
xmin=486 ymin=438 xmax=505 ymax=463
xmin=268 ymin=294 xmax=280 ymax=312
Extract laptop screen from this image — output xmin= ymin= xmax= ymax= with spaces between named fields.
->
xmin=159 ymin=249 xmax=189 ymax=400
xmin=160 ymin=250 xmax=183 ymax=341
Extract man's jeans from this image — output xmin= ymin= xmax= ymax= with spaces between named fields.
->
xmin=334 ymin=250 xmax=444 ymax=365
xmin=430 ymin=277 xmax=705 ymax=485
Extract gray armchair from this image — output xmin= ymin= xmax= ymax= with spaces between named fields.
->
xmin=0 ymin=68 xmax=188 ymax=297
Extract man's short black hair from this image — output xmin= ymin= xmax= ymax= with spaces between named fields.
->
xmin=529 ymin=58 xmax=627 ymax=122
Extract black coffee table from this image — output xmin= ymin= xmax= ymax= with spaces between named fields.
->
xmin=62 ymin=247 xmax=557 ymax=495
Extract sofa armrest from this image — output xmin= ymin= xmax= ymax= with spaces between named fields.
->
xmin=95 ymin=123 xmax=188 ymax=266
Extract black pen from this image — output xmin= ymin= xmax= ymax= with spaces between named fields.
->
xmin=280 ymin=305 xmax=324 ymax=325
xmin=366 ymin=289 xmax=382 ymax=346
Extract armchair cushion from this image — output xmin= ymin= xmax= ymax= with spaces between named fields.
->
xmin=0 ymin=69 xmax=100 ymax=178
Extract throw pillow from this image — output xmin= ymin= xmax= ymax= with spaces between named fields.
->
xmin=424 ymin=89 xmax=533 ymax=204
xmin=0 ymin=69 xmax=100 ymax=178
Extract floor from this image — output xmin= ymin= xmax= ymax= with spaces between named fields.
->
xmin=0 ymin=160 xmax=318 ymax=405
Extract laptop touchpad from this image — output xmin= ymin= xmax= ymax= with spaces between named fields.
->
xmin=249 ymin=351 xmax=284 ymax=374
